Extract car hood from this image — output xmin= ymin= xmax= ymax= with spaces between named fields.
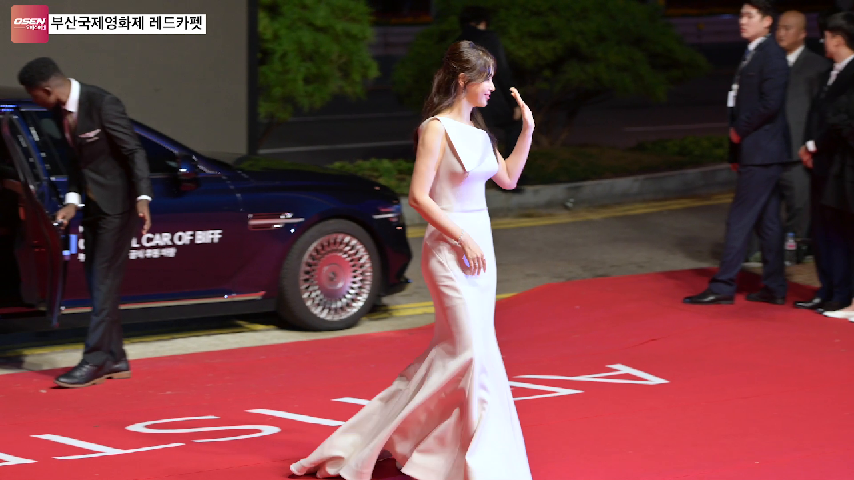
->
xmin=205 ymin=153 xmax=395 ymax=194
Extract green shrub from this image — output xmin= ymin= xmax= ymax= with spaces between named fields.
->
xmin=257 ymin=0 xmax=378 ymax=148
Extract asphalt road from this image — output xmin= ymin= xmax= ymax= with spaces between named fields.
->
xmin=0 ymin=196 xmax=736 ymax=375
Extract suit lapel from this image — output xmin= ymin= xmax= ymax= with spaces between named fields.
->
xmin=790 ymin=49 xmax=807 ymax=77
xmin=825 ymin=62 xmax=854 ymax=100
xmin=749 ymin=36 xmax=771 ymax=63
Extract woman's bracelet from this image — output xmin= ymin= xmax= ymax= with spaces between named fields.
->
xmin=454 ymin=230 xmax=464 ymax=245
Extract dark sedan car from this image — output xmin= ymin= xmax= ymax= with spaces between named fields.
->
xmin=0 ymin=89 xmax=411 ymax=331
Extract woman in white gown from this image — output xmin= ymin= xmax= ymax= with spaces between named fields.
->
xmin=290 ymin=40 xmax=535 ymax=480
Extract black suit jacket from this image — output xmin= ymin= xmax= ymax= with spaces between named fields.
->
xmin=821 ymin=88 xmax=854 ymax=214
xmin=728 ymin=37 xmax=791 ymax=166
xmin=787 ymin=47 xmax=832 ymax=161
xmin=455 ymin=25 xmax=517 ymax=123
xmin=55 ymin=83 xmax=152 ymax=215
xmin=804 ymin=59 xmax=854 ymax=178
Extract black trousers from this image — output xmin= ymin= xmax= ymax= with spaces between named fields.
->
xmin=81 ymin=201 xmax=136 ymax=366
xmin=779 ymin=162 xmax=812 ymax=240
xmin=746 ymin=161 xmax=812 ymax=256
xmin=710 ymin=164 xmax=787 ymax=297
xmin=811 ymin=176 xmax=854 ymax=304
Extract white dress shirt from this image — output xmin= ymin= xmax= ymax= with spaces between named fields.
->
xmin=805 ymin=53 xmax=854 ymax=153
xmin=63 ymin=78 xmax=152 ymax=207
xmin=786 ymin=45 xmax=805 ymax=67
xmin=747 ymin=35 xmax=767 ymax=52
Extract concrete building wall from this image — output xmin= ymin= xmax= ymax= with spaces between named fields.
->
xmin=3 ymin=1 xmax=252 ymax=154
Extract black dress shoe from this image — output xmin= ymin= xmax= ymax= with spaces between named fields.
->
xmin=683 ymin=289 xmax=734 ymax=305
xmin=746 ymin=288 xmax=786 ymax=305
xmin=108 ymin=359 xmax=131 ymax=379
xmin=818 ymin=301 xmax=849 ymax=314
xmin=794 ymin=297 xmax=824 ymax=310
xmin=55 ymin=360 xmax=128 ymax=388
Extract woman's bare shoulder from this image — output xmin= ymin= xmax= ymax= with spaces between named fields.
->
xmin=419 ymin=117 xmax=446 ymax=139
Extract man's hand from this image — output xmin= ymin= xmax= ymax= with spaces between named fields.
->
xmin=799 ymin=146 xmax=813 ymax=168
xmin=729 ymin=128 xmax=742 ymax=144
xmin=55 ymin=204 xmax=78 ymax=228
xmin=137 ymin=199 xmax=151 ymax=235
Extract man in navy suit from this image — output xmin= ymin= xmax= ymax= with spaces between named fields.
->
xmin=685 ymin=0 xmax=791 ymax=306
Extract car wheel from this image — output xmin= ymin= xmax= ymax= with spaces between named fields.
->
xmin=277 ymin=219 xmax=381 ymax=331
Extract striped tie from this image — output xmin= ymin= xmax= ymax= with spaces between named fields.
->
xmin=62 ymin=108 xmax=75 ymax=147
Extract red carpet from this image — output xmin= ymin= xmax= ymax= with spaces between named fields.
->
xmin=0 ymin=268 xmax=852 ymax=479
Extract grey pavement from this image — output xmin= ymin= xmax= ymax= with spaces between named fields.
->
xmin=0 ymin=200 xmax=730 ymax=376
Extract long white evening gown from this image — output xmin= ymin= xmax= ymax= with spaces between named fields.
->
xmin=290 ymin=116 xmax=532 ymax=480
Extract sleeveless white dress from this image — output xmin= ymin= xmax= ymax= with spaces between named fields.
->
xmin=290 ymin=116 xmax=532 ymax=480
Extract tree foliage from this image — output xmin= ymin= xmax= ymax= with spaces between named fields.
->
xmin=258 ymin=0 xmax=379 ymax=146
xmin=393 ymin=0 xmax=711 ymax=146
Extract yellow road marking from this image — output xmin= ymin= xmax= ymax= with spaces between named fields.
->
xmin=406 ymin=193 xmax=733 ymax=238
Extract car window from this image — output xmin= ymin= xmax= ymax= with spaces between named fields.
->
xmin=138 ymin=134 xmax=179 ymax=174
xmin=3 ymin=115 xmax=50 ymax=196
xmin=20 ymin=110 xmax=69 ymax=177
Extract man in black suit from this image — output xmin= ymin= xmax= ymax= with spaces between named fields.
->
xmin=685 ymin=1 xmax=791 ymax=306
xmin=455 ymin=6 xmax=523 ymax=163
xmin=796 ymin=12 xmax=854 ymax=314
xmin=745 ymin=11 xmax=831 ymax=265
xmin=18 ymin=57 xmax=152 ymax=388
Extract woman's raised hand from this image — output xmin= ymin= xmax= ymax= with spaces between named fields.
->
xmin=510 ymin=87 xmax=534 ymax=131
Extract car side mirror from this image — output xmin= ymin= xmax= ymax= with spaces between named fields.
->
xmin=175 ymin=154 xmax=200 ymax=192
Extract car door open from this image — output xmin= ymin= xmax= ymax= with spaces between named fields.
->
xmin=1 ymin=112 xmax=67 ymax=327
